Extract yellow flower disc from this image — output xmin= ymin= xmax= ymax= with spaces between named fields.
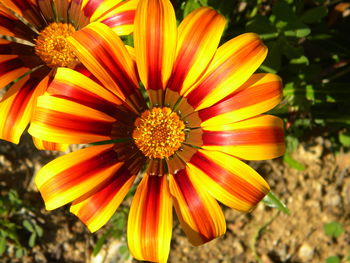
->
xmin=35 ymin=23 xmax=77 ymax=68
xmin=133 ymin=107 xmax=185 ymax=159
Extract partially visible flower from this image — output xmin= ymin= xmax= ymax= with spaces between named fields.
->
xmin=29 ymin=0 xmax=285 ymax=262
xmin=0 ymin=0 xmax=138 ymax=149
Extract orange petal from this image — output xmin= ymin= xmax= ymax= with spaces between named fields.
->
xmin=29 ymin=94 xmax=116 ymax=144
xmin=32 ymin=136 xmax=69 ymax=151
xmin=128 ymin=174 xmax=172 ymax=263
xmin=169 ymin=169 xmax=226 ymax=246
xmin=68 ymin=22 xmax=140 ymax=106
xmin=1 ymin=0 xmax=45 ymax=28
xmin=134 ymin=0 xmax=177 ymax=104
xmin=187 ymin=149 xmax=270 ymax=211
xmin=93 ymin=0 xmax=138 ymax=35
xmin=0 ymin=55 xmax=31 ymax=89
xmin=0 ymin=68 xmax=49 ymax=144
xmin=185 ymin=33 xmax=267 ymax=110
xmin=166 ymin=7 xmax=225 ymax=98
xmin=199 ymin=73 xmax=283 ymax=126
xmin=70 ymin=166 xmax=136 ymax=232
xmin=35 ymin=145 xmax=124 ymax=210
xmin=46 ymin=67 xmax=135 ymax=123
xmin=202 ymin=115 xmax=285 ymax=160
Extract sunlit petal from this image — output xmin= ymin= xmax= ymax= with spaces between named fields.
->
xmin=128 ymin=174 xmax=172 ymax=263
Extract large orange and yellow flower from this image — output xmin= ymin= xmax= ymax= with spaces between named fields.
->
xmin=0 ymin=0 xmax=138 ymax=149
xmin=29 ymin=0 xmax=285 ymax=262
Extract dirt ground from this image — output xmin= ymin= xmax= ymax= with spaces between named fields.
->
xmin=0 ymin=134 xmax=349 ymax=263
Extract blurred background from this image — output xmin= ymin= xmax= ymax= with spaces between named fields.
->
xmin=1 ymin=0 xmax=350 ymax=262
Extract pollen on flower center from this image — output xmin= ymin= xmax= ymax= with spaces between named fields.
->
xmin=35 ymin=22 xmax=77 ymax=68
xmin=133 ymin=107 xmax=186 ymax=159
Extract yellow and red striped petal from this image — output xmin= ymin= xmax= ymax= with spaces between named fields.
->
xmin=199 ymin=73 xmax=283 ymax=126
xmin=35 ymin=144 xmax=123 ymax=210
xmin=169 ymin=170 xmax=226 ymax=246
xmin=93 ymin=0 xmax=138 ymax=35
xmin=1 ymin=0 xmax=45 ymax=28
xmin=32 ymin=136 xmax=69 ymax=151
xmin=187 ymin=149 xmax=270 ymax=212
xmin=0 ymin=0 xmax=23 ymax=16
xmin=29 ymin=94 xmax=116 ymax=144
xmin=46 ymin=67 xmax=135 ymax=122
xmin=70 ymin=166 xmax=136 ymax=232
xmin=128 ymin=174 xmax=172 ymax=263
xmin=83 ymin=0 xmax=122 ymax=21
xmin=134 ymin=0 xmax=177 ymax=96
xmin=0 ymin=5 xmax=37 ymax=40
xmin=0 ymin=55 xmax=31 ymax=89
xmin=166 ymin=7 xmax=225 ymax=98
xmin=185 ymin=33 xmax=268 ymax=110
xmin=202 ymin=115 xmax=285 ymax=160
xmin=0 ymin=69 xmax=49 ymax=144
xmin=68 ymin=22 xmax=140 ymax=103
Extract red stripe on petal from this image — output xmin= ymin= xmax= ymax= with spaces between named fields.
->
xmin=40 ymin=148 xmax=119 ymax=200
xmin=199 ymin=81 xmax=282 ymax=122
xmin=172 ymin=169 xmax=219 ymax=243
xmin=3 ymin=77 xmax=39 ymax=129
xmin=48 ymin=80 xmax=135 ymax=123
xmin=202 ymin=127 xmax=284 ymax=146
xmin=83 ymin=0 xmax=104 ymax=18
xmin=140 ymin=175 xmax=162 ymax=235
xmin=33 ymin=108 xmax=114 ymax=136
xmin=190 ymin=151 xmax=265 ymax=204
xmin=11 ymin=0 xmax=31 ymax=10
xmin=0 ymin=57 xmax=24 ymax=76
xmin=186 ymin=39 xmax=263 ymax=108
xmin=75 ymin=27 xmax=139 ymax=97
xmin=76 ymin=166 xmax=133 ymax=223
xmin=101 ymin=10 xmax=135 ymax=27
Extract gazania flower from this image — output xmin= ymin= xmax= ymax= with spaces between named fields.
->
xmin=29 ymin=0 xmax=285 ymax=262
xmin=0 ymin=0 xmax=138 ymax=149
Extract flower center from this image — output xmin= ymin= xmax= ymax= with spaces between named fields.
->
xmin=35 ymin=22 xmax=77 ymax=68
xmin=133 ymin=107 xmax=185 ymax=159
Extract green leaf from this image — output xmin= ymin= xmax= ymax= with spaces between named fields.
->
xmin=339 ymin=132 xmax=350 ymax=147
xmin=271 ymin=1 xmax=297 ymax=23
xmin=28 ymin=233 xmax=36 ymax=248
xmin=284 ymin=25 xmax=311 ymax=38
xmin=300 ymin=6 xmax=328 ymax=24
xmin=262 ymin=41 xmax=281 ymax=73
xmin=34 ymin=224 xmax=43 ymax=237
xmin=0 ymin=236 xmax=6 ymax=255
xmin=183 ymin=1 xmax=201 ymax=17
xmin=208 ymin=0 xmax=235 ymax=18
xmin=246 ymin=15 xmax=277 ymax=39
xmin=93 ymin=235 xmax=107 ymax=256
xmin=15 ymin=247 xmax=25 ymax=258
xmin=93 ymin=228 xmax=114 ymax=256
xmin=23 ymin=220 xmax=34 ymax=233
xmin=324 ymin=222 xmax=344 ymax=238
xmin=290 ymin=55 xmax=309 ymax=65
xmin=283 ymin=153 xmax=305 ymax=171
xmin=119 ymin=245 xmax=130 ymax=259
xmin=326 ymin=256 xmax=341 ymax=263
xmin=263 ymin=191 xmax=290 ymax=215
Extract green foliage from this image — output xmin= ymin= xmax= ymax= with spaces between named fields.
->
xmin=93 ymin=207 xmax=129 ymax=257
xmin=262 ymin=191 xmax=290 ymax=214
xmin=326 ymin=256 xmax=341 ymax=263
xmin=0 ymin=188 xmax=43 ymax=257
xmin=324 ymin=221 xmax=344 ymax=238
